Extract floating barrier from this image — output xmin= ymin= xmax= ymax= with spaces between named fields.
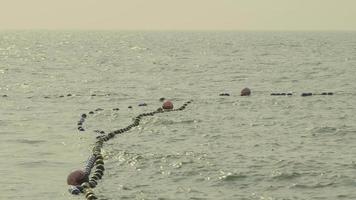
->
xmin=21 ymin=93 xmax=116 ymax=99
xmin=77 ymin=108 xmax=105 ymax=132
xmin=270 ymin=92 xmax=334 ymax=97
xmin=93 ymin=130 xmax=105 ymax=134
xmin=301 ymin=92 xmax=334 ymax=97
xmin=271 ymin=93 xmax=293 ymax=96
xmin=67 ymin=100 xmax=193 ymax=199
xmin=77 ymin=114 xmax=87 ymax=132
xmin=321 ymin=92 xmax=334 ymax=95
xmin=301 ymin=93 xmax=312 ymax=97
xmin=216 ymin=88 xmax=335 ymax=97
xmin=3 ymin=90 xmax=338 ymax=102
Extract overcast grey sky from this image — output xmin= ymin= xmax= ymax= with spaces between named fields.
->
xmin=0 ymin=0 xmax=355 ymax=30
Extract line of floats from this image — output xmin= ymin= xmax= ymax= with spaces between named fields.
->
xmin=220 ymin=87 xmax=334 ymax=97
xmin=67 ymin=99 xmax=192 ymax=199
xmin=66 ymin=87 xmax=336 ymax=199
xmin=1 ymin=88 xmax=335 ymax=99
xmin=3 ymin=86 xmax=334 ymax=199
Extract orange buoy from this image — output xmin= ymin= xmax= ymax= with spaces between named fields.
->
xmin=162 ymin=100 xmax=173 ymax=110
xmin=67 ymin=170 xmax=88 ymax=186
xmin=240 ymin=88 xmax=251 ymax=96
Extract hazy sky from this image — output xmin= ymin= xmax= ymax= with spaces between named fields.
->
xmin=0 ymin=0 xmax=355 ymax=30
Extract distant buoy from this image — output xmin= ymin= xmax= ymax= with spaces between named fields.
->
xmin=219 ymin=93 xmax=230 ymax=96
xmin=241 ymin=88 xmax=251 ymax=96
xmin=162 ymin=101 xmax=173 ymax=110
xmin=67 ymin=170 xmax=88 ymax=186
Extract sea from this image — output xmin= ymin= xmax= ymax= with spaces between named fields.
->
xmin=0 ymin=31 xmax=356 ymax=200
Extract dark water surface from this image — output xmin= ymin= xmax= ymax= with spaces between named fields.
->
xmin=1 ymin=31 xmax=356 ymax=200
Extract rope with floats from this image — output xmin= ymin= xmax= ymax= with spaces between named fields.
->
xmin=67 ymin=100 xmax=193 ymax=199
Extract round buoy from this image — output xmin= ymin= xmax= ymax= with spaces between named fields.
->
xmin=67 ymin=170 xmax=88 ymax=186
xmin=162 ymin=101 xmax=173 ymax=110
xmin=241 ymin=88 xmax=251 ymax=96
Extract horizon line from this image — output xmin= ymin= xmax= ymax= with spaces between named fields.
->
xmin=1 ymin=28 xmax=356 ymax=32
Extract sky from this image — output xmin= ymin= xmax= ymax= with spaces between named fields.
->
xmin=0 ymin=0 xmax=355 ymax=30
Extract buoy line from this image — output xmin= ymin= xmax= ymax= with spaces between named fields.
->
xmin=67 ymin=100 xmax=193 ymax=199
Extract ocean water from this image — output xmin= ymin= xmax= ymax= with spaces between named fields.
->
xmin=0 ymin=31 xmax=356 ymax=200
